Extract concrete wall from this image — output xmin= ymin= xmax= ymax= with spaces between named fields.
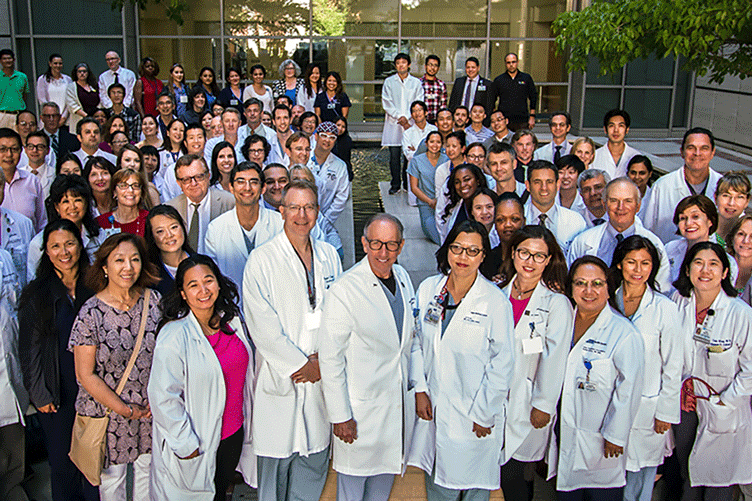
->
xmin=692 ymin=73 xmax=752 ymax=154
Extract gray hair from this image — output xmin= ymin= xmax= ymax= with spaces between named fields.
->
xmin=363 ymin=213 xmax=404 ymax=241
xmin=604 ymin=176 xmax=642 ymax=202
xmin=578 ymin=168 xmax=610 ymax=191
xmin=278 ymin=59 xmax=301 ymax=79
xmin=41 ymin=102 xmax=60 ymax=112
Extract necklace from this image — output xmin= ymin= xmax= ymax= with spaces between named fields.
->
xmin=106 ymin=291 xmax=135 ymax=311
xmin=512 ymin=280 xmax=536 ymax=299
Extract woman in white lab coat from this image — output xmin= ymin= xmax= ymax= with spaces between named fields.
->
xmin=497 ymin=225 xmax=572 ymax=501
xmin=671 ymin=241 xmax=752 ymax=501
xmin=148 ymin=255 xmax=256 ymax=501
xmin=409 ymin=220 xmax=515 ymax=501
xmin=557 ymin=256 xmax=644 ymax=500
xmin=609 ymin=236 xmax=683 ymax=501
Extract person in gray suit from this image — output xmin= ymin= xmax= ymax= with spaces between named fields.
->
xmin=166 ymin=153 xmax=235 ymax=253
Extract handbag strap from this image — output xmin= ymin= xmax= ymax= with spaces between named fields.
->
xmin=114 ymin=289 xmax=151 ymax=396
xmin=685 ymin=376 xmax=720 ymax=399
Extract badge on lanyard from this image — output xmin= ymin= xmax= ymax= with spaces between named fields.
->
xmin=180 ymin=95 xmax=188 ymax=103
xmin=693 ymin=324 xmax=711 ymax=344
xmin=577 ymin=359 xmax=596 ymax=391
xmin=477 ymin=84 xmax=486 ymax=91
xmin=230 ymin=99 xmax=239 ymax=106
xmin=522 ymin=321 xmax=544 ymax=355
xmin=327 ymin=102 xmax=336 ymax=110
xmin=424 ymin=300 xmax=442 ymax=325
xmin=305 ymin=309 xmax=322 ymax=330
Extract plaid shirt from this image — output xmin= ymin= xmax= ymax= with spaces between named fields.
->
xmin=107 ymin=106 xmax=142 ymax=143
xmin=420 ymin=75 xmax=447 ymax=123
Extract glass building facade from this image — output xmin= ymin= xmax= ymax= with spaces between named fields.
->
xmin=9 ymin=0 xmax=693 ymax=134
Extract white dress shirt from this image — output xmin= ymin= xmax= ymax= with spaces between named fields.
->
xmin=98 ymin=66 xmax=137 ymax=108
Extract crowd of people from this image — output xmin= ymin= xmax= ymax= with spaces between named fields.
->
xmin=0 ymin=46 xmax=751 ymax=501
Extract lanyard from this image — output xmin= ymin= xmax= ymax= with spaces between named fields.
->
xmin=684 ymin=176 xmax=708 ymax=196
xmin=436 ymin=284 xmax=461 ymax=321
xmin=293 ymin=243 xmax=316 ymax=310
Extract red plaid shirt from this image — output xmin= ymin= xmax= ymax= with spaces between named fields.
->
xmin=420 ymin=75 xmax=447 ymax=123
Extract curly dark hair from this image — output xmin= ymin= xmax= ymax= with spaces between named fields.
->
xmin=499 ymin=225 xmax=567 ymax=293
xmin=441 ymin=163 xmax=488 ymax=223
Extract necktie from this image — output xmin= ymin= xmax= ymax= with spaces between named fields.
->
xmin=616 ymin=233 xmax=624 ymax=243
xmin=114 ymin=72 xmax=119 ymax=85
xmin=554 ymin=145 xmax=562 ymax=164
xmin=188 ymin=203 xmax=200 ymax=250
xmin=538 ymin=213 xmax=548 ymax=228
xmin=50 ymin=133 xmax=59 ymax=156
xmin=593 ymin=218 xmax=605 ymax=226
xmin=463 ymin=78 xmax=473 ymax=108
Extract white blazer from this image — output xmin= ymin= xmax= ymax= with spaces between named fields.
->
xmin=642 ymin=167 xmax=723 ymax=244
xmin=148 ymin=314 xmax=257 ymax=500
xmin=557 ymin=306 xmax=644 ymax=491
xmin=619 ymin=287 xmax=682 ymax=472
xmin=408 ymin=273 xmax=515 ymax=490
xmin=500 ymin=279 xmax=572 ymax=468
xmin=205 ymin=205 xmax=283 ymax=300
xmin=319 ymin=259 xmax=417 ymax=476
xmin=673 ymin=291 xmax=752 ymax=486
xmin=566 ymin=218 xmax=671 ymax=293
xmin=243 ymin=231 xmax=342 ymax=459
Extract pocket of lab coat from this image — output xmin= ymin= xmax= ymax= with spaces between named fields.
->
xmin=574 ymin=358 xmax=614 ymax=432
xmin=165 ymin=446 xmax=209 ymax=492
xmin=633 ymin=395 xmax=659 ymax=430
xmin=257 ymin=363 xmax=294 ymax=396
xmin=705 ymin=346 xmax=737 ymax=378
xmin=642 ymin=333 xmax=661 ymax=397
xmin=571 ymin=429 xmax=619 ymax=471
xmin=697 ymin=396 xmax=742 ymax=434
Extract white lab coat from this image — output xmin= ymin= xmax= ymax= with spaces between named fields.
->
xmin=381 ymin=74 xmax=424 ymax=146
xmin=566 ymin=219 xmax=672 ymax=293
xmin=1 ymin=208 xmax=34 ymax=289
xmin=590 ymin=143 xmax=641 ymax=179
xmin=307 ymin=152 xmax=350 ymax=247
xmin=408 ymin=273 xmax=515 ymax=490
xmin=499 ymin=280 xmax=572 ymax=469
xmin=619 ymin=287 xmax=682 ymax=472
xmin=243 ymin=231 xmax=342 ymax=459
xmin=557 ymin=190 xmax=586 ymax=215
xmin=435 ymin=202 xmax=464 ymax=245
xmin=524 ymin=202 xmax=587 ymax=255
xmin=148 ymin=314 xmax=257 ymax=500
xmin=642 ymin=167 xmax=723 ymax=244
xmin=557 ymin=306 xmax=644 ymax=491
xmin=319 ymin=259 xmax=417 ymax=476
xmin=205 ymin=205 xmax=283 ymax=300
xmin=402 ymin=123 xmax=437 ymax=164
xmin=673 ymin=291 xmax=752 ymax=486
xmin=665 ymin=238 xmax=738 ymax=289
xmin=0 ymin=249 xmax=27 ymax=428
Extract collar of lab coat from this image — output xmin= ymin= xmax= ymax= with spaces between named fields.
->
xmin=501 ymin=277 xmax=552 ymax=335
xmin=616 ymin=284 xmax=657 ymax=322
xmin=572 ymin=303 xmax=619 ymax=347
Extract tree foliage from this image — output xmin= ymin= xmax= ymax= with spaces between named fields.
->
xmin=553 ymin=0 xmax=752 ymax=83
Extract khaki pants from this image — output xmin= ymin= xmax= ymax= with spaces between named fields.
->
xmin=0 ymin=112 xmax=19 ymax=131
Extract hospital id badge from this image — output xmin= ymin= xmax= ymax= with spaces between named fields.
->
xmin=522 ymin=336 xmax=544 ymax=355
xmin=693 ymin=325 xmax=711 ymax=344
xmin=576 ymin=378 xmax=596 ymax=392
xmin=180 ymin=95 xmax=188 ymax=103
xmin=305 ymin=309 xmax=322 ymax=330
xmin=478 ymin=84 xmax=486 ymax=91
xmin=327 ymin=102 xmax=336 ymax=109
xmin=424 ymin=301 xmax=441 ymax=325
xmin=230 ymin=99 xmax=239 ymax=105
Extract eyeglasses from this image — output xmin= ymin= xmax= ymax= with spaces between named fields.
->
xmin=247 ymin=148 xmax=265 ymax=155
xmin=572 ymin=279 xmax=607 ymax=289
xmin=116 ymin=182 xmax=141 ymax=191
xmin=25 ymin=143 xmax=48 ymax=151
xmin=448 ymin=243 xmax=483 ymax=257
xmin=16 ymin=121 xmax=33 ymax=128
xmin=284 ymin=203 xmax=317 ymax=213
xmin=365 ymin=238 xmax=401 ymax=252
xmin=0 ymin=146 xmax=22 ymax=154
xmin=233 ymin=178 xmax=261 ymax=187
xmin=111 ymin=140 xmax=129 ymax=146
xmin=515 ymin=248 xmax=549 ymax=263
xmin=177 ymin=172 xmax=208 ymax=184
xmin=467 ymin=154 xmax=485 ymax=162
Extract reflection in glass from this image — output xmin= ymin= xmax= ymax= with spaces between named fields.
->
xmin=489 ymin=0 xmax=567 ymax=38
xmin=140 ymin=0 xmax=220 ymax=37
xmin=624 ymin=89 xmax=671 ymax=128
xmin=583 ymin=88 xmax=620 ymax=128
xmin=585 ymin=58 xmax=621 ymax=86
xmin=626 ymin=54 xmax=674 ymax=86
xmin=489 ymin=40 xmax=565 ymax=84
xmin=313 ymin=0 xmax=398 ymax=37
xmin=224 ymin=0 xmax=308 ymax=37
xmin=673 ymin=61 xmax=692 ymax=128
xmin=141 ymin=38 xmax=222 ymax=82
xmin=402 ymin=0 xmax=486 ymax=38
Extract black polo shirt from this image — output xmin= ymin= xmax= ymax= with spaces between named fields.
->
xmin=493 ymin=71 xmax=537 ymax=123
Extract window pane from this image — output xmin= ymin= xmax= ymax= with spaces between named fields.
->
xmin=405 ymin=40 xmax=486 ymax=84
xmin=140 ymin=0 xmax=220 ymax=37
xmin=583 ymin=88 xmax=620 ymax=128
xmin=673 ymin=61 xmax=692 ymax=128
xmin=34 ymin=38 xmax=124 ymax=84
xmin=402 ymin=0 xmax=487 ymax=38
xmin=624 ymin=89 xmax=671 ymax=128
xmin=222 ymin=38 xmax=310 ymax=83
xmin=489 ymin=40 xmax=566 ymax=84
xmin=585 ymin=58 xmax=621 ymax=85
xmin=489 ymin=0 xmax=567 ymax=38
xmin=625 ymin=54 xmax=674 ymax=86
xmin=315 ymin=39 xmax=402 ymax=82
xmin=225 ymin=0 xmax=308 ymax=37
xmin=12 ymin=0 xmax=28 ymax=35
xmin=537 ymin=85 xmax=567 ymax=116
xmin=13 ymin=38 xmax=33 ymax=109
xmin=313 ymin=0 xmax=397 ymax=37
xmin=32 ymin=0 xmax=121 ymax=35
xmin=140 ymin=38 xmax=222 ymax=83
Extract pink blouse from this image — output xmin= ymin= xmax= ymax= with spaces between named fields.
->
xmin=206 ymin=327 xmax=249 ymax=440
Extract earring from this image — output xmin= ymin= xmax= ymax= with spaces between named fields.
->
xmin=104 ymin=270 xmax=108 ymax=278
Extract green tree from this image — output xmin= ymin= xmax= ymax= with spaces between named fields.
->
xmin=553 ymin=0 xmax=752 ymax=83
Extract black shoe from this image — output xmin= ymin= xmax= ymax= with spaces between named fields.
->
xmin=388 ymin=187 xmax=399 ymax=195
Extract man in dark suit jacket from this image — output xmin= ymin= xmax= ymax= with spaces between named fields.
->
xmin=448 ymin=57 xmax=496 ymax=125
xmin=166 ymin=154 xmax=235 ymax=253
xmin=40 ymin=102 xmax=80 ymax=160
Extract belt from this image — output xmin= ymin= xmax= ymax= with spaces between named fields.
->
xmin=0 ymin=110 xmax=21 ymax=115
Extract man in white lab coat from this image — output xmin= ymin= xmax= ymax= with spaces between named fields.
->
xmin=641 ymin=127 xmax=723 ymax=243
xmin=567 ymin=178 xmax=671 ymax=292
xmin=205 ymin=161 xmax=282 ymax=300
xmin=590 ymin=109 xmax=641 ymax=179
xmin=382 ymin=53 xmax=424 ymax=195
xmin=243 ymin=179 xmax=342 ymax=501
xmin=319 ymin=214 xmax=416 ymax=501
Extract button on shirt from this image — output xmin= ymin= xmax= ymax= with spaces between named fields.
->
xmin=2 ymin=169 xmax=47 ymax=233
xmin=597 ymin=222 xmax=636 ymax=265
